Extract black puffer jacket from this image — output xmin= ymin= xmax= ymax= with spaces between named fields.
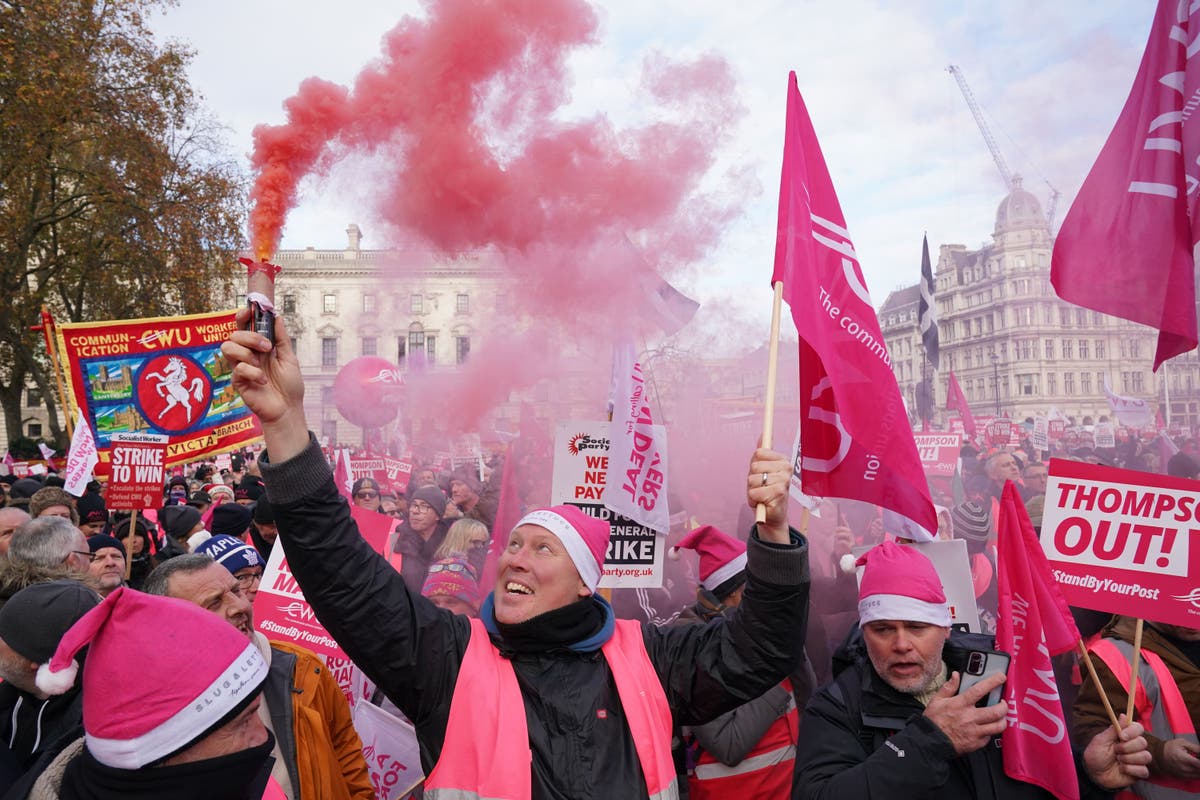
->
xmin=262 ymin=435 xmax=810 ymax=800
xmin=795 ymin=629 xmax=1111 ymax=800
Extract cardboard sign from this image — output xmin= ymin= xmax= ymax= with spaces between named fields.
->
xmin=1040 ymin=459 xmax=1200 ymax=628
xmin=105 ymin=433 xmax=169 ymax=510
xmin=913 ymin=433 xmax=961 ymax=478
xmin=1032 ymin=416 xmax=1050 ymax=452
xmin=1094 ymin=422 xmax=1116 ymax=449
xmin=382 ymin=456 xmax=413 ymax=494
xmin=552 ymin=421 xmax=664 ymax=588
xmin=987 ymin=419 xmax=1013 ymax=448
xmin=1048 ymin=419 xmax=1066 ymax=442
xmin=853 ymin=539 xmax=980 ymax=632
xmin=353 ymin=701 xmax=424 ymax=799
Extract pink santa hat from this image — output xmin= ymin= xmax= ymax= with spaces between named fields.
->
xmin=855 ymin=541 xmax=951 ymax=627
xmin=513 ymin=505 xmax=610 ymax=593
xmin=35 ymin=586 xmax=269 ymax=769
xmin=669 ymin=525 xmax=747 ymax=593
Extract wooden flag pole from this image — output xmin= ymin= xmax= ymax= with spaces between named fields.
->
xmin=1076 ymin=640 xmax=1123 ymax=735
xmin=1125 ymin=618 xmax=1145 ymax=721
xmin=123 ymin=510 xmax=138 ymax=582
xmin=756 ymin=282 xmax=785 ymax=524
xmin=34 ymin=307 xmax=74 ymax=439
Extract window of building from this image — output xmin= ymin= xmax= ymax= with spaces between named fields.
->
xmin=1130 ymin=339 xmax=1142 ymax=358
xmin=409 ymin=328 xmax=425 ymax=350
xmin=1095 ymin=340 xmax=1105 ymax=359
xmin=456 ymin=336 xmax=470 ymax=364
xmin=975 ymin=347 xmax=984 ymax=367
xmin=321 ymin=337 xmax=338 ymax=367
xmin=1093 ymin=311 xmax=1103 ymax=326
xmin=1081 ymin=372 xmax=1092 ymax=394
xmin=397 ymin=337 xmax=407 ymax=366
xmin=1060 ymin=307 xmax=1072 ymax=326
xmin=323 ymin=294 xmax=337 ymax=314
xmin=1079 ymin=339 xmax=1089 ymax=359
xmin=361 ymin=336 xmax=377 ymax=356
xmin=1133 ymin=372 xmax=1145 ymax=392
xmin=1097 ymin=372 xmax=1106 ymax=392
xmin=25 ymin=388 xmax=42 ymax=407
xmin=363 ymin=293 xmax=377 ymax=314
xmin=1122 ymin=372 xmax=1132 ymax=393
xmin=1062 ymin=340 xmax=1073 ymax=359
xmin=1119 ymin=339 xmax=1129 ymax=359
xmin=1044 ymin=340 xmax=1054 ymax=360
xmin=27 ymin=423 xmax=42 ymax=438
xmin=986 ymin=315 xmax=994 ymax=333
xmin=457 ymin=294 xmax=469 ymax=314
xmin=1064 ymin=373 xmax=1075 ymax=395
xmin=411 ymin=294 xmax=423 ymax=314
xmin=1047 ymin=374 xmax=1057 ymax=395
xmin=426 ymin=335 xmax=437 ymax=364
xmin=974 ymin=318 xmax=983 ymax=336
xmin=962 ymin=320 xmax=972 ymax=339
xmin=1076 ymin=308 xmax=1088 ymax=327
xmin=282 ymin=294 xmax=296 ymax=314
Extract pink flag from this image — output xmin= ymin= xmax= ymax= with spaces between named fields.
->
xmin=996 ymin=481 xmax=1081 ymax=800
xmin=1051 ymin=0 xmax=1199 ymax=369
xmin=479 ymin=443 xmax=521 ymax=595
xmin=332 ymin=449 xmax=354 ymax=500
xmin=771 ymin=72 xmax=935 ymax=537
xmin=946 ymin=371 xmax=977 ymax=439
xmin=2 ymin=451 xmax=13 ymax=471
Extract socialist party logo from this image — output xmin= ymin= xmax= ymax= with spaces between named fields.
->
xmin=135 ymin=354 xmax=212 ymax=433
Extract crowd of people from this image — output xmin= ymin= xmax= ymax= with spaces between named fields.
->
xmin=0 ymin=309 xmax=1191 ymax=798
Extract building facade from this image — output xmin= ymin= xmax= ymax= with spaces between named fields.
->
xmin=880 ymin=181 xmax=1200 ymax=430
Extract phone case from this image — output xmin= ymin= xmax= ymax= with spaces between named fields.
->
xmin=956 ymin=649 xmax=1011 ymax=708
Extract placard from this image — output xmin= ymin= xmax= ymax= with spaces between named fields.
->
xmin=105 ymin=433 xmax=169 ymax=510
xmin=551 ymin=421 xmax=663 ymax=588
xmin=1032 ymin=416 xmax=1049 ymax=452
xmin=1040 ymin=459 xmax=1200 ymax=628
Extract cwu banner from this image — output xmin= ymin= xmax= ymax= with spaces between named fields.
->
xmin=55 ymin=310 xmax=262 ymax=480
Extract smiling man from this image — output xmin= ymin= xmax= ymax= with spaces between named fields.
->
xmin=794 ymin=541 xmax=1153 ymax=800
xmin=144 ymin=554 xmax=372 ymax=800
xmin=223 ymin=312 xmax=811 ymax=799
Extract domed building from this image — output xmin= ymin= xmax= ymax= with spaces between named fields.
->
xmin=878 ymin=182 xmax=1199 ymax=434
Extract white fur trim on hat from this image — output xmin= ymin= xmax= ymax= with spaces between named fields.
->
xmin=858 ymin=593 xmax=952 ymax=628
xmin=86 ymin=641 xmax=268 ymax=769
xmin=514 ymin=509 xmax=601 ymax=592
xmin=36 ymin=659 xmax=78 ymax=696
xmin=703 ymin=552 xmax=747 ymax=591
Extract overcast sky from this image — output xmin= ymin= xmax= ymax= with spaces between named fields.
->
xmin=150 ymin=0 xmax=1153 ymax=338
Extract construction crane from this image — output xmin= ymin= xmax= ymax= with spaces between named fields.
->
xmin=946 ymin=64 xmax=1061 ymax=228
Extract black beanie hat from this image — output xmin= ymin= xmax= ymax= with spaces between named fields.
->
xmin=0 ymin=580 xmax=100 ymax=662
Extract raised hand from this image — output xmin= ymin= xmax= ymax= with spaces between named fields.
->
xmin=746 ymin=446 xmax=792 ymax=544
xmin=1082 ymin=715 xmax=1152 ymax=788
xmin=922 ymin=671 xmax=1008 ymax=755
xmin=221 ymin=309 xmax=310 ymax=462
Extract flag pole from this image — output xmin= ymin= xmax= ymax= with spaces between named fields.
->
xmin=1125 ymin=618 xmax=1145 ymax=720
xmin=33 ymin=308 xmax=74 ymax=439
xmin=1076 ymin=640 xmax=1123 ymax=735
xmin=757 ymin=281 xmax=785 ymax=524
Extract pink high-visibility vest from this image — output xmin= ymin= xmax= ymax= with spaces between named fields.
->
xmin=1091 ymin=638 xmax=1200 ymax=800
xmin=425 ymin=617 xmax=678 ymax=800
xmin=688 ymin=679 xmax=798 ymax=800
xmin=261 ymin=775 xmax=287 ymax=799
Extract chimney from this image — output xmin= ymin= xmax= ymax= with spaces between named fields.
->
xmin=346 ymin=224 xmax=363 ymax=252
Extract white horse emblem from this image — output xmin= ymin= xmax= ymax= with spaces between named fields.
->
xmin=144 ymin=357 xmax=206 ymax=423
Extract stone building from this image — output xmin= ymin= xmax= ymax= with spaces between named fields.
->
xmin=880 ymin=180 xmax=1200 ymax=430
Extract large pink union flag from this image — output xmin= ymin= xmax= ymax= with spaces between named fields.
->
xmin=771 ymin=72 xmax=936 ymax=538
xmin=1051 ymin=0 xmax=1199 ymax=369
xmin=946 ymin=371 xmax=977 ymax=439
xmin=996 ymin=482 xmax=1081 ymax=800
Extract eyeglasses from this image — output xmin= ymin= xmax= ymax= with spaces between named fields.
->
xmin=409 ymin=501 xmax=436 ymax=513
xmin=428 ymin=561 xmax=477 ymax=577
xmin=235 ymin=571 xmax=264 ymax=588
xmin=72 ymin=551 xmax=97 ymax=563
xmin=355 ymin=491 xmax=379 ymax=500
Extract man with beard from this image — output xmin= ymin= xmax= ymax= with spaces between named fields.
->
xmin=143 ymin=555 xmax=372 ymax=800
xmin=794 ymin=541 xmax=1152 ymax=799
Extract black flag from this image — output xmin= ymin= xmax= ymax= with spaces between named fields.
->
xmin=918 ymin=234 xmax=939 ymax=370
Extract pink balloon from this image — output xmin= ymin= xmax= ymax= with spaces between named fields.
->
xmin=332 ymin=357 xmax=404 ymax=428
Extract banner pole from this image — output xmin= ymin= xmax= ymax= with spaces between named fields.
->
xmin=756 ymin=282 xmax=785 ymax=525
xmin=124 ymin=510 xmax=138 ymax=582
xmin=1076 ymin=640 xmax=1122 ymax=735
xmin=1125 ymin=618 xmax=1145 ymax=721
xmin=36 ymin=307 xmax=74 ymax=439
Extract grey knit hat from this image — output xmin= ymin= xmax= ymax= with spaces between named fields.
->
xmin=950 ymin=501 xmax=992 ymax=542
